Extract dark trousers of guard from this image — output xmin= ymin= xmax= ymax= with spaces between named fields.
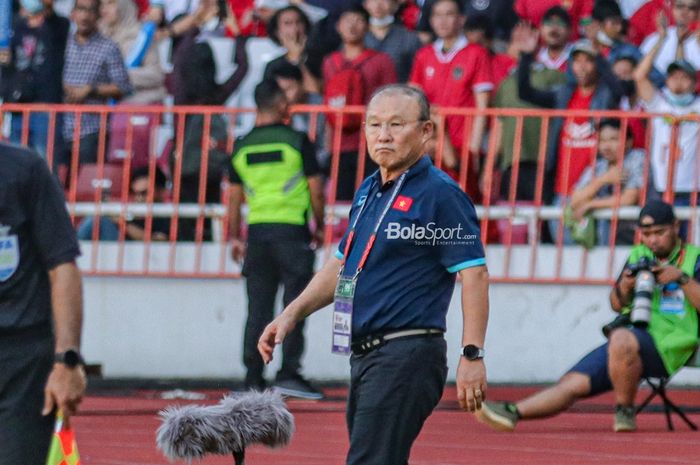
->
xmin=242 ymin=240 xmax=315 ymax=388
xmin=0 ymin=326 xmax=55 ymax=465
xmin=346 ymin=336 xmax=448 ymax=465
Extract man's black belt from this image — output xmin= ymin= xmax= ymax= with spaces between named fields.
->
xmin=351 ymin=328 xmax=444 ymax=356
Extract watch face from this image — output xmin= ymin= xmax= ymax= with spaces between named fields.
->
xmin=58 ymin=350 xmax=82 ymax=367
xmin=64 ymin=350 xmax=80 ymax=366
xmin=463 ymin=345 xmax=482 ymax=360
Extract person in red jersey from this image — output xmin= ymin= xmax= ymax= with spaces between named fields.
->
xmin=322 ymin=6 xmax=398 ymax=201
xmin=408 ymin=0 xmax=493 ymax=199
xmin=514 ymin=0 xmax=593 ymax=39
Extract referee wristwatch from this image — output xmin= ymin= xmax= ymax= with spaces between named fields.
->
xmin=677 ymin=272 xmax=691 ymax=286
xmin=461 ymin=344 xmax=485 ymax=361
xmin=55 ymin=349 xmax=85 ymax=368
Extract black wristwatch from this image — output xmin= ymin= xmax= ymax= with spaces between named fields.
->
xmin=677 ymin=272 xmax=691 ymax=285
xmin=54 ymin=349 xmax=85 ymax=368
xmin=461 ymin=344 xmax=485 ymax=361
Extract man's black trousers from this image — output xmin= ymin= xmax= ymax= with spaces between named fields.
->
xmin=0 ymin=326 xmax=54 ymax=465
xmin=242 ymin=240 xmax=315 ymax=386
xmin=346 ymin=336 xmax=448 ymax=465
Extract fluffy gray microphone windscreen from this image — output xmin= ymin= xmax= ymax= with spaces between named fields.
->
xmin=156 ymin=390 xmax=295 ymax=461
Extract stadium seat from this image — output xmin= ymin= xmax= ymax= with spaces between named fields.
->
xmin=495 ymin=201 xmax=532 ymax=245
xmin=75 ymin=163 xmax=125 ymax=201
xmin=636 ymin=349 xmax=700 ymax=431
xmin=107 ymin=112 xmax=160 ymax=169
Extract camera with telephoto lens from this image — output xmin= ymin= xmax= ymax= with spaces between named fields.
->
xmin=627 ymin=257 xmax=657 ymax=328
xmin=602 ymin=257 xmax=657 ymax=337
xmin=625 ymin=256 xmax=657 ymax=277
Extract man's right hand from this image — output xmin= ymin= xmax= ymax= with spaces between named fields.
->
xmin=656 ymin=11 xmax=669 ymax=38
xmin=258 ymin=311 xmax=298 ymax=363
xmin=230 ymin=238 xmax=246 ymax=263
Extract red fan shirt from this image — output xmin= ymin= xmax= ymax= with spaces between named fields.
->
xmin=409 ymin=37 xmax=494 ymax=151
xmin=514 ymin=0 xmax=594 ymax=39
xmin=556 ymin=87 xmax=598 ymax=195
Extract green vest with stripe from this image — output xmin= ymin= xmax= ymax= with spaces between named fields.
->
xmin=232 ymin=125 xmax=311 ymax=226
xmin=624 ymin=243 xmax=700 ymax=374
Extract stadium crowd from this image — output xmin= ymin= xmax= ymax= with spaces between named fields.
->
xmin=2 ymin=0 xmax=700 ymax=245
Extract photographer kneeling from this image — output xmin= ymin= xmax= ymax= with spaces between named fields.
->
xmin=476 ymin=200 xmax=700 ymax=432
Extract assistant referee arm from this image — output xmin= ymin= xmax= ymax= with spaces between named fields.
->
xmin=48 ymin=262 xmax=83 ymax=353
xmin=43 ymin=261 xmax=86 ymax=420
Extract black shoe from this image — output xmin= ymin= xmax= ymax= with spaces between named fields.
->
xmin=244 ymin=377 xmax=266 ymax=392
xmin=273 ymin=375 xmax=324 ymax=400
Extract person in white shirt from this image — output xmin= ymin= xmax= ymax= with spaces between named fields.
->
xmin=639 ymin=0 xmax=700 ymax=81
xmin=635 ymin=20 xmax=700 ymax=203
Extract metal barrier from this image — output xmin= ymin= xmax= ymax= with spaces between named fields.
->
xmin=1 ymin=103 xmax=699 ymax=283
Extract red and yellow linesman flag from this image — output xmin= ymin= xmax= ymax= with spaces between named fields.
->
xmin=46 ymin=410 xmax=81 ymax=465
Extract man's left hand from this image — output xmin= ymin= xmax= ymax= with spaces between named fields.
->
xmin=456 ymin=357 xmax=487 ymax=412
xmin=42 ymin=364 xmax=87 ymax=421
xmin=652 ymin=264 xmax=684 ymax=285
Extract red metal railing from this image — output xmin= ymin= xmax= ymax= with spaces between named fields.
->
xmin=1 ymin=103 xmax=699 ymax=284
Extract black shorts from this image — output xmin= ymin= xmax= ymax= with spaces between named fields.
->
xmin=0 ymin=325 xmax=55 ymax=465
xmin=568 ymin=327 xmax=668 ymax=396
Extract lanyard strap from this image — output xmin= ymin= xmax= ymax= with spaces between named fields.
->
xmin=340 ymin=171 xmax=408 ymax=277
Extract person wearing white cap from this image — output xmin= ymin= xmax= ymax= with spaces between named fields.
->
xmin=639 ymin=0 xmax=700 ymax=81
xmin=634 ymin=16 xmax=700 ymax=211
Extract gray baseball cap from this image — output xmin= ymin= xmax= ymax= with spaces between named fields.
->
xmin=570 ymin=39 xmax=598 ymax=58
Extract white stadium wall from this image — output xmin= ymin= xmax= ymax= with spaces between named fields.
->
xmin=81 ymin=253 xmax=700 ymax=386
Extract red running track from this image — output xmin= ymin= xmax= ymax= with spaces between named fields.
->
xmin=72 ymin=385 xmax=700 ymax=465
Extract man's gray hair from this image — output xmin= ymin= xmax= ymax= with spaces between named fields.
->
xmin=368 ymin=84 xmax=431 ymax=121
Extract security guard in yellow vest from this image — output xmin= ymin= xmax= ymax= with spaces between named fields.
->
xmin=227 ymin=79 xmax=325 ymax=399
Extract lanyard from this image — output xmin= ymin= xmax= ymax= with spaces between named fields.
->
xmin=340 ymin=171 xmax=408 ymax=278
xmin=667 ymin=242 xmax=686 ymax=267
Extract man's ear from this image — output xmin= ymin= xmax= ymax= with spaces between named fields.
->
xmin=421 ymin=120 xmax=435 ymax=145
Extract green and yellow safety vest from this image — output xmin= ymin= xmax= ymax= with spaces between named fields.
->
xmin=232 ymin=125 xmax=311 ymax=226
xmin=624 ymin=243 xmax=700 ymax=374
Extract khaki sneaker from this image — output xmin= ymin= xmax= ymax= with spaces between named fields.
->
xmin=614 ymin=405 xmax=637 ymax=432
xmin=475 ymin=401 xmax=519 ymax=432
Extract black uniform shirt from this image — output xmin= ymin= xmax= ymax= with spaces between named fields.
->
xmin=0 ymin=143 xmax=80 ymax=330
